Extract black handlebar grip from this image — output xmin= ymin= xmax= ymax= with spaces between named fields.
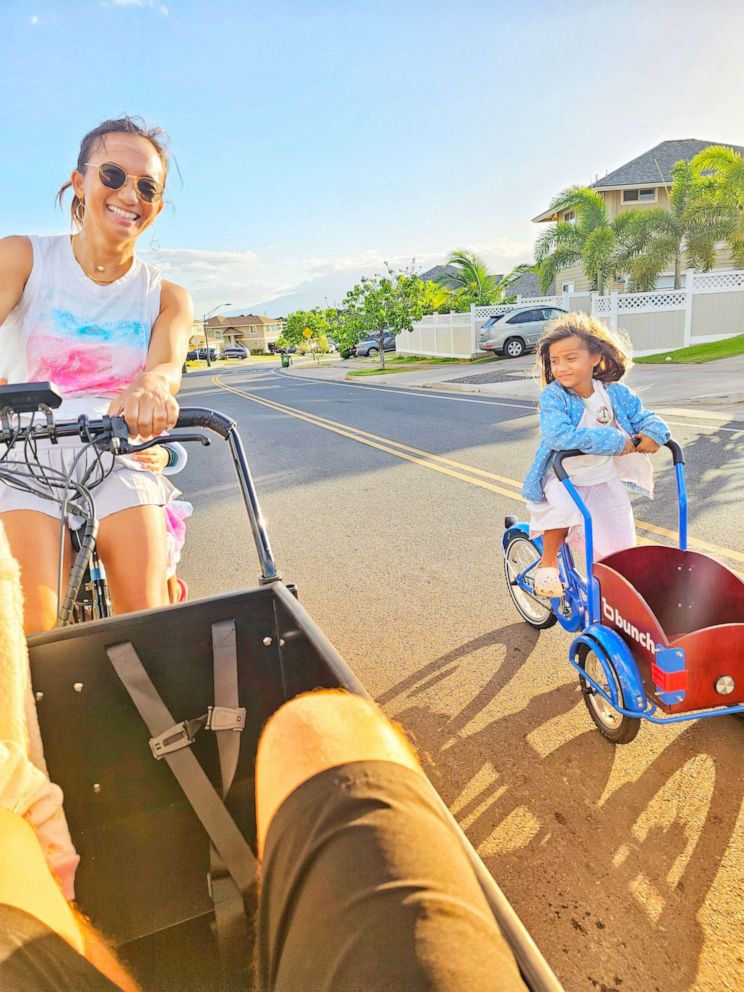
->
xmin=552 ymin=449 xmax=584 ymax=482
xmin=664 ymin=439 xmax=685 ymax=466
xmin=175 ymin=407 xmax=236 ymax=439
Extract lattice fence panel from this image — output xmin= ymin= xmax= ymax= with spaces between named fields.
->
xmin=592 ymin=296 xmax=611 ymax=315
xmin=616 ymin=290 xmax=686 ymax=313
xmin=692 ymin=270 xmax=744 ymax=293
xmin=474 ymin=296 xmax=561 ymax=320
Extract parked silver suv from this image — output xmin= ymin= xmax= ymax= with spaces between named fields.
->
xmin=479 ymin=305 xmax=566 ymax=358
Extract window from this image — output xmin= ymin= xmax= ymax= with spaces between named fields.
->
xmin=509 ymin=309 xmax=542 ymax=324
xmin=622 ymin=188 xmax=656 ymax=203
xmin=562 ymin=210 xmax=575 ymax=223
xmin=542 ymin=308 xmax=564 ymax=319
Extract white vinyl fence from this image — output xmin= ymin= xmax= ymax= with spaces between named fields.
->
xmin=396 ymin=269 xmax=744 ymax=359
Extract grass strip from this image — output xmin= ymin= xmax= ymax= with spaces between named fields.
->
xmin=635 ymin=334 xmax=744 ymax=364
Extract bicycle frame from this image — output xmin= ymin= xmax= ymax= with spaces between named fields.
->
xmin=553 ymin=440 xmax=687 ymax=625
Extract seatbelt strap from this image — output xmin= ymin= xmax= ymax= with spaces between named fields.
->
xmin=106 ymin=641 xmax=256 ymax=894
xmin=209 ymin=621 xmax=253 ymax=983
xmin=212 ymin=620 xmax=242 ymax=796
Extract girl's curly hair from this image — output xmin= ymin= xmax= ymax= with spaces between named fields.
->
xmin=536 ymin=311 xmax=632 ymax=387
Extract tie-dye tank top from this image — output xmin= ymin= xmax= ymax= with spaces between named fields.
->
xmin=1 ymin=235 xmax=161 ymax=419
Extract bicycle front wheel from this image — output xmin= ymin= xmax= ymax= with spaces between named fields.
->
xmin=503 ymin=534 xmax=556 ymax=630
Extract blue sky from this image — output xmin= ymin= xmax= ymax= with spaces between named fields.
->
xmin=2 ymin=0 xmax=743 ymax=315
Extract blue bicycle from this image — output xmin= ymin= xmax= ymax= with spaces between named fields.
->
xmin=503 ymin=440 xmax=744 ymax=744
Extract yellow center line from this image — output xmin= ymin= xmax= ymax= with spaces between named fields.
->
xmin=213 ymin=375 xmax=744 ymax=568
xmin=214 ymin=375 xmax=527 ymax=502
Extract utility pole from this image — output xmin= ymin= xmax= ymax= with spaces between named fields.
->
xmin=203 ymin=302 xmax=231 ymax=367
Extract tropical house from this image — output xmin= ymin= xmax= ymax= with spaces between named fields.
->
xmin=194 ymin=314 xmax=286 ymax=354
xmin=532 ymin=139 xmax=744 ymax=292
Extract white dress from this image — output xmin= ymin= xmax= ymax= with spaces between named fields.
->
xmin=527 ymin=381 xmax=639 ymax=562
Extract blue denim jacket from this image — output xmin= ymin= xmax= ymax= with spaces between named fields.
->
xmin=522 ymin=379 xmax=671 ymax=502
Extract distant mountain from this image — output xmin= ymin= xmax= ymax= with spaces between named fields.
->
xmin=241 ymin=260 xmax=551 ymax=317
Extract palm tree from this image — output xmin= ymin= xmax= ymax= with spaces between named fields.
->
xmin=420 ymin=280 xmax=454 ymax=313
xmin=433 ymin=249 xmax=512 ymax=308
xmin=688 ymin=145 xmax=744 ymax=269
xmin=534 ymin=187 xmax=632 ymax=295
xmin=610 ymin=161 xmax=723 ymax=291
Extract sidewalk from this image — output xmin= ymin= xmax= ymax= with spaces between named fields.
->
xmin=284 ymin=355 xmax=744 ymax=421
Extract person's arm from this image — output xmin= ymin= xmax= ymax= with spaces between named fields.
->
xmin=107 ymin=280 xmax=193 ymax=438
xmin=613 ymin=382 xmax=671 ymax=449
xmin=0 ymin=236 xmax=33 ymax=326
xmin=539 ymin=385 xmax=631 ymax=455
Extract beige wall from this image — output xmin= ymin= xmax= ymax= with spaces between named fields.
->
xmin=554 ymin=261 xmax=591 ymax=293
xmin=691 ymin=291 xmax=744 ymax=338
xmin=399 ymin=315 xmax=475 ymax=358
xmin=567 ymin=293 xmax=593 ymax=315
xmin=616 ymin=311 xmax=686 ymax=353
xmin=601 ymin=186 xmax=671 ymax=221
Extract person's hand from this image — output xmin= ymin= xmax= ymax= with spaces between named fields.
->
xmin=620 ymin=437 xmax=636 ymax=455
xmin=132 ymin=445 xmax=169 ymax=474
xmin=633 ymin=433 xmax=661 ymax=453
xmin=107 ymin=373 xmax=179 ymax=439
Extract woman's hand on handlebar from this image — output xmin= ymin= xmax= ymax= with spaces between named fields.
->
xmin=107 ymin=372 xmax=179 ymax=439
xmin=632 ymin=433 xmax=661 ymax=453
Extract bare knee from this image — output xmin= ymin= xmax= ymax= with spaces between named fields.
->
xmin=255 ymin=690 xmax=420 ymax=854
xmin=97 ymin=506 xmax=168 ymax=615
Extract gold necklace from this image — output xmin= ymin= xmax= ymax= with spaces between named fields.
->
xmin=71 ymin=236 xmax=132 ymax=284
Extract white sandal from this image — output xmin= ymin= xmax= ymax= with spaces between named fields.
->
xmin=534 ymin=567 xmax=563 ymax=598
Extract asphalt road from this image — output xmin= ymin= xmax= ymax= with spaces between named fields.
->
xmin=176 ymin=362 xmax=744 ymax=992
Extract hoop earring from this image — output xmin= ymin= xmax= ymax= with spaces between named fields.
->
xmin=74 ymin=199 xmax=85 ymax=239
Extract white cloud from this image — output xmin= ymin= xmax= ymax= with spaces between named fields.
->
xmin=152 ymin=239 xmax=533 ymax=316
xmin=29 ymin=15 xmax=41 ymax=25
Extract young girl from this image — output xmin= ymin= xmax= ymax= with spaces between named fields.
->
xmin=522 ymin=312 xmax=670 ymax=598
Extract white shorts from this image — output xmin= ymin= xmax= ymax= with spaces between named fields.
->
xmin=527 ymin=475 xmax=636 ymax=562
xmin=0 ymin=436 xmax=177 ymax=529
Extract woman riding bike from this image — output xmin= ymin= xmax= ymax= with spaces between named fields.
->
xmin=0 ymin=116 xmax=192 ymax=633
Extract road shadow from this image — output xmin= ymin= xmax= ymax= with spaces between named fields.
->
xmin=382 ymin=626 xmax=744 ymax=992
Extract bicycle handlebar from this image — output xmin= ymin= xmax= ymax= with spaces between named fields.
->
xmin=552 ymin=438 xmax=683 ymax=482
xmin=0 ymin=406 xmax=237 ymax=447
xmin=0 ymin=403 xmax=280 ymax=585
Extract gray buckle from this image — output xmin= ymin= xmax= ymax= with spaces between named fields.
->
xmin=207 ymin=706 xmax=246 ymax=732
xmin=150 ymin=721 xmax=195 ymax=759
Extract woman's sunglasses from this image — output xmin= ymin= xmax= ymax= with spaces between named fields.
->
xmin=84 ymin=162 xmax=164 ymax=203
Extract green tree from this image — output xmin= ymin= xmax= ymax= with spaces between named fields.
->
xmin=342 ymin=265 xmax=427 ymax=369
xmin=611 ymin=160 xmax=726 ymax=290
xmin=421 ymin=280 xmax=455 ymax=314
xmin=688 ymin=145 xmax=744 ymax=269
xmin=433 ymin=249 xmax=514 ymax=309
xmin=282 ymin=309 xmax=322 ymax=345
xmin=535 ymin=186 xmax=634 ymax=294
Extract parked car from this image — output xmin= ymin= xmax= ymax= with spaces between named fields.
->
xmin=220 ymin=346 xmax=249 ymax=359
xmin=352 ymin=333 xmax=397 ymax=357
xmin=479 ymin=306 xmax=567 ymax=358
xmin=186 ymin=347 xmax=218 ymax=362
